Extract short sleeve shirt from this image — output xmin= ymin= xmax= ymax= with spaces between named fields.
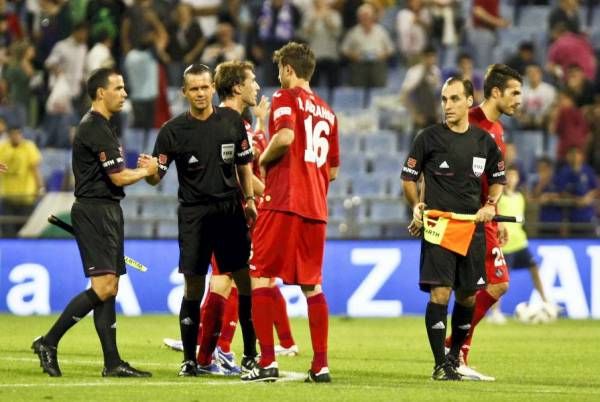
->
xmin=153 ymin=107 xmax=253 ymax=204
xmin=401 ymin=123 xmax=506 ymax=214
xmin=72 ymin=110 xmax=125 ymax=200
xmin=262 ymin=87 xmax=340 ymax=222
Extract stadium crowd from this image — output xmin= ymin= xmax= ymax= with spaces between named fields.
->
xmin=0 ymin=0 xmax=598 ymax=238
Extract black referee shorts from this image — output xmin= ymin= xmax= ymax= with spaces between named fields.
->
xmin=178 ymin=198 xmax=250 ymax=276
xmin=71 ymin=199 xmax=126 ymax=278
xmin=419 ymin=226 xmax=486 ymax=293
xmin=504 ymin=247 xmax=537 ymax=269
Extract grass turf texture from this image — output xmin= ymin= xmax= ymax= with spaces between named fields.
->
xmin=1 ymin=315 xmax=599 ymax=402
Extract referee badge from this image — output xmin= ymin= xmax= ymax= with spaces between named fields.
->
xmin=472 ymin=157 xmax=486 ymax=177
xmin=221 ymin=143 xmax=234 ymax=163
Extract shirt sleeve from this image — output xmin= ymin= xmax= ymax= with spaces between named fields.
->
xmin=401 ymin=130 xmax=426 ymax=181
xmin=90 ymin=126 xmax=124 ymax=175
xmin=485 ymin=137 xmax=506 ymax=185
xmin=270 ymin=90 xmax=296 ymax=132
xmin=328 ymin=118 xmax=340 ymax=168
xmin=234 ymin=116 xmax=253 ymax=165
xmin=152 ymin=125 xmax=175 ymax=178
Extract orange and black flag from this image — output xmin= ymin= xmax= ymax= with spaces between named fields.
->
xmin=423 ymin=210 xmax=477 ymax=256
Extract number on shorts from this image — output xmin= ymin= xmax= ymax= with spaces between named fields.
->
xmin=492 ymin=247 xmax=506 ymax=267
xmin=303 ymin=115 xmax=330 ymax=168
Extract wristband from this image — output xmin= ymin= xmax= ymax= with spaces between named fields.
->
xmin=245 ymin=195 xmax=255 ymax=202
xmin=486 ymin=197 xmax=497 ymax=206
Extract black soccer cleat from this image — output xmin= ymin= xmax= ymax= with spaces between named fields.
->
xmin=178 ymin=360 xmax=198 ymax=377
xmin=240 ymin=355 xmax=258 ymax=374
xmin=102 ymin=361 xmax=152 ymax=377
xmin=31 ymin=336 xmax=62 ymax=377
xmin=305 ymin=367 xmax=331 ymax=383
xmin=432 ymin=358 xmax=462 ymax=381
xmin=240 ymin=362 xmax=279 ymax=382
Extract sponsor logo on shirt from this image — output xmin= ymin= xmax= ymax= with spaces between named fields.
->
xmin=159 ymin=154 xmax=168 ymax=165
xmin=492 ymin=171 xmax=506 ymax=178
xmin=497 ymin=160 xmax=505 ymax=171
xmin=188 ymin=155 xmax=199 ymax=164
xmin=99 ymin=152 xmax=106 ymax=162
xmin=407 ymin=157 xmax=417 ymax=168
xmin=472 ymin=157 xmax=486 ymax=177
xmin=439 ymin=161 xmax=450 ymax=169
xmin=402 ymin=166 xmax=418 ymax=176
xmin=221 ymin=144 xmax=234 ymax=163
xmin=274 ymin=106 xmax=292 ymax=120
xmin=241 ymin=139 xmax=250 ymax=151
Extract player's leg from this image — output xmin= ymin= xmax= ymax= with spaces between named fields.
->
xmin=272 ymin=282 xmax=298 ymax=356
xmin=231 ymin=268 xmax=258 ymax=373
xmin=217 ymin=284 xmax=239 ymax=353
xmin=302 ymin=284 xmax=330 ymax=383
xmin=179 ymin=274 xmax=206 ymax=376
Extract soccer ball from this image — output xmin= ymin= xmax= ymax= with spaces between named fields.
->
xmin=514 ymin=302 xmax=558 ymax=324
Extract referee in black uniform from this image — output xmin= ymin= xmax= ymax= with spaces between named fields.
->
xmin=143 ymin=64 xmax=257 ymax=376
xmin=401 ymin=77 xmax=506 ymax=380
xmin=32 ymin=68 xmax=156 ymax=378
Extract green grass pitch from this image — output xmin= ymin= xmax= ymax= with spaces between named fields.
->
xmin=1 ymin=314 xmax=599 ymax=402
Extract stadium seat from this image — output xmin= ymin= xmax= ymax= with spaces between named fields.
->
xmin=517 ymin=6 xmax=551 ymax=27
xmin=339 ymin=153 xmax=368 ymax=176
xmin=40 ymin=148 xmax=70 ymax=181
xmin=510 ymin=130 xmax=544 ymax=173
xmin=350 ymin=174 xmax=388 ymax=197
xmin=364 ymin=132 xmax=397 ymax=156
xmin=121 ymin=198 xmax=140 ymax=218
xmin=358 ymin=223 xmax=382 ymax=238
xmin=141 ymin=198 xmax=177 ymax=218
xmin=340 ymin=134 xmax=362 ymax=154
xmin=328 ymin=177 xmax=349 ymax=197
xmin=370 ymin=200 xmax=407 ymax=223
xmin=124 ymin=221 xmax=154 ymax=238
xmin=371 ymin=153 xmax=404 ymax=176
xmin=160 ymin=168 xmax=179 ymax=194
xmin=127 ymin=180 xmax=159 ymax=195
xmin=332 ymin=87 xmax=367 ymax=110
xmin=328 ymin=198 xmax=347 ymax=220
xmin=388 ymin=176 xmax=404 ymax=197
xmin=156 ymin=221 xmax=178 ymax=238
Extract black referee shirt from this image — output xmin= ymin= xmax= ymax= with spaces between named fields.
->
xmin=153 ymin=107 xmax=253 ymax=204
xmin=401 ymin=123 xmax=506 ymax=214
xmin=73 ymin=110 xmax=125 ymax=201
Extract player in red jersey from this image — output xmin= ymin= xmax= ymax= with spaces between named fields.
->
xmin=241 ymin=42 xmax=340 ymax=383
xmin=446 ymin=64 xmax=522 ymax=380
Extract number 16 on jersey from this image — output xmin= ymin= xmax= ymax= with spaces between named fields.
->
xmin=304 ymin=115 xmax=330 ymax=168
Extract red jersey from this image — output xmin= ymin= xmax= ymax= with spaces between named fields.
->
xmin=244 ymin=120 xmax=267 ymax=178
xmin=263 ymin=87 xmax=340 ymax=222
xmin=469 ymin=106 xmax=505 ymax=202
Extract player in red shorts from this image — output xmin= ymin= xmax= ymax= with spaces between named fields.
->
xmin=446 ymin=64 xmax=522 ymax=380
xmin=241 ymin=42 xmax=340 ymax=383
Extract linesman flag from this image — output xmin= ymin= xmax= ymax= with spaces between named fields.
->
xmin=423 ymin=210 xmax=477 ymax=256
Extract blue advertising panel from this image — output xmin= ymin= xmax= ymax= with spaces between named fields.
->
xmin=1 ymin=239 xmax=598 ymax=318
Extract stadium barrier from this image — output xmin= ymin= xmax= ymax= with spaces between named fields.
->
xmin=1 ymin=239 xmax=598 ymax=319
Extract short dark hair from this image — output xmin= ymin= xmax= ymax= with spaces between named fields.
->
xmin=214 ymin=61 xmax=255 ymax=100
xmin=86 ymin=67 xmax=119 ymax=100
xmin=183 ymin=63 xmax=212 ymax=88
xmin=273 ymin=42 xmax=316 ymax=81
xmin=484 ymin=64 xmax=523 ymax=98
xmin=456 ymin=52 xmax=472 ymax=63
xmin=444 ymin=76 xmax=474 ymax=99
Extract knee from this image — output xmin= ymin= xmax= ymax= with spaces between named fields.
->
xmin=301 ymin=284 xmax=321 ymax=298
xmin=210 ymin=274 xmax=233 ymax=297
xmin=488 ymin=282 xmax=509 ymax=298
xmin=92 ymin=278 xmax=118 ymax=300
xmin=429 ymin=287 xmax=451 ymax=305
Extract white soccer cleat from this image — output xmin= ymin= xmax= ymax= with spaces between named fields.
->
xmin=456 ymin=364 xmax=496 ymax=381
xmin=163 ymin=338 xmax=184 ymax=352
xmin=274 ymin=344 xmax=299 ymax=356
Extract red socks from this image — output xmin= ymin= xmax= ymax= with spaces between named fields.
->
xmin=217 ymin=287 xmax=239 ymax=353
xmin=273 ymin=286 xmax=295 ymax=348
xmin=463 ymin=290 xmax=498 ymax=350
xmin=307 ymin=293 xmax=329 ymax=372
xmin=252 ymin=287 xmax=276 ymax=367
xmin=196 ymin=292 xmax=227 ymax=366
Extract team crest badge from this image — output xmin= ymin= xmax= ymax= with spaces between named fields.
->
xmin=221 ymin=143 xmax=234 ymax=163
xmin=407 ymin=157 xmax=417 ymax=168
xmin=99 ymin=152 xmax=106 ymax=162
xmin=158 ymin=154 xmax=167 ymax=165
xmin=472 ymin=157 xmax=486 ymax=177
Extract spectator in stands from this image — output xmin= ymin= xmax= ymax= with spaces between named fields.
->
xmin=31 ymin=0 xmax=72 ymax=66
xmin=505 ymin=41 xmax=536 ymax=76
xmin=2 ymin=40 xmax=38 ymax=127
xmin=340 ymin=3 xmax=394 ymax=88
xmin=530 ymin=156 xmax=562 ymax=237
xmin=504 ymin=142 xmax=527 ymax=188
xmin=85 ymin=0 xmax=127 ymax=61
xmin=166 ymin=3 xmax=206 ymax=86
xmin=0 ymin=0 xmax=23 ymax=41
xmin=121 ymin=0 xmax=169 ymax=63
xmin=586 ymin=99 xmax=600 ymax=175
xmin=340 ymin=0 xmax=363 ymax=31
xmin=549 ymin=89 xmax=589 ymax=161
xmin=469 ymin=0 xmax=510 ymax=69
xmin=85 ymin=28 xmax=115 ymax=77
xmin=43 ymin=22 xmax=89 ymax=148
xmin=0 ymin=124 xmax=43 ymax=236
xmin=547 ymin=22 xmax=597 ymax=82
xmin=250 ymin=0 xmax=302 ymax=86
xmin=124 ymin=32 xmax=159 ymax=134
xmin=548 ymin=0 xmax=581 ymax=35
xmin=301 ymin=0 xmax=342 ymax=96
xmin=555 ymin=146 xmax=597 ymax=236
xmin=442 ymin=52 xmax=483 ymax=103
xmin=0 ymin=14 xmax=13 ymax=49
xmin=396 ymin=0 xmax=431 ymax=66
xmin=516 ymin=63 xmax=557 ymax=130
xmin=201 ymin=21 xmax=245 ymax=69
xmin=565 ymin=64 xmax=595 ymax=109
xmin=180 ymin=0 xmax=222 ymax=38
xmin=425 ymin=0 xmax=462 ymax=69
xmin=399 ymin=45 xmax=440 ymax=130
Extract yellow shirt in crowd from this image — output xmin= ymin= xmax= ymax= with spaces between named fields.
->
xmin=0 ymin=139 xmax=42 ymax=204
xmin=497 ymin=191 xmax=529 ymax=254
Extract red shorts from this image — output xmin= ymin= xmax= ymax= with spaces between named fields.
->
xmin=250 ymin=210 xmax=326 ymax=285
xmin=484 ymin=221 xmax=510 ymax=284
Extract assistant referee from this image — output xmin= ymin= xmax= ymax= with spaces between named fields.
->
xmin=401 ymin=77 xmax=506 ymax=380
xmin=143 ymin=63 xmax=256 ymax=376
xmin=32 ymin=68 xmax=156 ymax=378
